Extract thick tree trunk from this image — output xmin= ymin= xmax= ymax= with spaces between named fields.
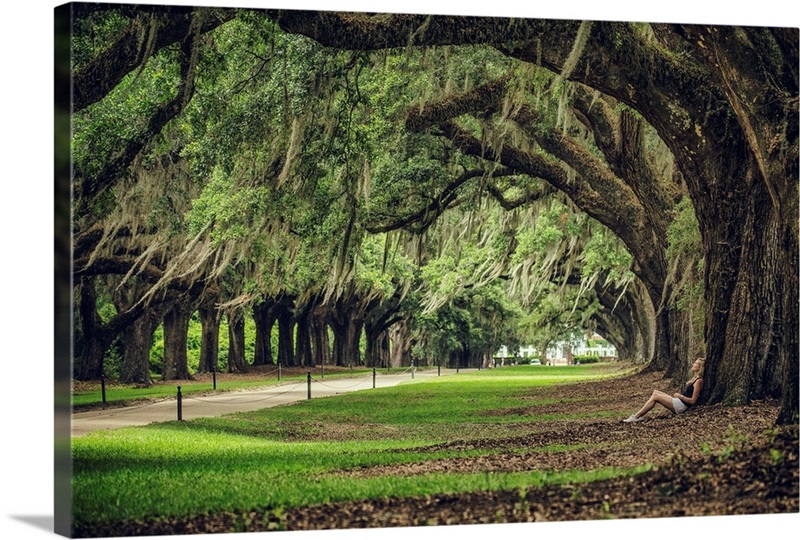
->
xmin=292 ymin=297 xmax=317 ymax=367
xmin=594 ymin=279 xmax=656 ymax=365
xmin=310 ymin=306 xmax=332 ymax=367
xmin=778 ymin=244 xmax=799 ymax=424
xmin=331 ymin=314 xmax=364 ymax=367
xmin=111 ymin=275 xmax=174 ymax=385
xmin=226 ymin=310 xmax=248 ymax=373
xmin=365 ymin=329 xmax=380 ymax=368
xmin=330 ymin=294 xmax=366 ymax=367
xmin=389 ymin=320 xmax=413 ymax=368
xmin=162 ymin=304 xmax=192 ymax=380
xmin=76 ymin=277 xmax=107 ymax=380
xmin=472 ymin=350 xmax=484 ymax=368
xmin=699 ymin=171 xmax=792 ymax=407
xmin=295 ymin=309 xmax=313 ymax=367
xmin=76 ymin=276 xmax=147 ymax=380
xmin=275 ymin=301 xmax=295 ymax=367
xmin=78 ymin=337 xmax=108 ymax=381
xmin=252 ymin=301 xmax=276 ymax=366
xmin=663 ymin=306 xmax=695 ymax=379
xmin=677 ymin=25 xmax=798 ymax=422
xmin=119 ymin=308 xmax=163 ymax=385
xmin=197 ymin=304 xmax=221 ymax=373
xmin=364 ymin=325 xmax=390 ymax=368
xmin=378 ymin=331 xmax=391 ymax=368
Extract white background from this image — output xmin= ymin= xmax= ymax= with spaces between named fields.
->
xmin=1 ymin=1 xmax=798 ymax=539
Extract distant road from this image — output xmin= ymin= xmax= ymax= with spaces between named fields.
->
xmin=72 ymin=368 xmax=457 ymax=437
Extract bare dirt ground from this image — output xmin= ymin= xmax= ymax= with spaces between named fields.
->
xmin=73 ymin=368 xmax=799 ymax=537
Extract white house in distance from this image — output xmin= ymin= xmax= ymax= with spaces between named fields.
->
xmin=495 ymin=333 xmax=617 ymax=365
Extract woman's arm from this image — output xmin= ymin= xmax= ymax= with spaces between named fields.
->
xmin=678 ymin=379 xmax=703 ymax=405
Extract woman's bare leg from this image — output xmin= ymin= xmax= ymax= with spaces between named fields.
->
xmin=633 ymin=390 xmax=676 ymax=418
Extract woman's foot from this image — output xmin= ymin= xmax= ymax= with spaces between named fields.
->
xmin=622 ymin=415 xmax=643 ymax=423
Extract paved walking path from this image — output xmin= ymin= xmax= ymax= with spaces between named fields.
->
xmin=72 ymin=368 xmax=458 ymax=437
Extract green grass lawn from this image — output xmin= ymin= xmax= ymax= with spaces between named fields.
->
xmin=72 ymin=363 xmax=642 ymax=527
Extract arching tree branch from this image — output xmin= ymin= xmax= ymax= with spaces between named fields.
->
xmin=77 ymin=13 xmax=204 ymax=212
xmin=73 ymin=6 xmax=235 ymax=112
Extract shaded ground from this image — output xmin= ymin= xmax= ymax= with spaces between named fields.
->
xmin=73 ymin=368 xmax=799 ymax=537
xmin=339 ymin=369 xmax=784 ymax=476
xmin=281 ymin=426 xmax=797 ymax=529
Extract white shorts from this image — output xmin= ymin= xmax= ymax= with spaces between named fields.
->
xmin=672 ymin=397 xmax=688 ymax=414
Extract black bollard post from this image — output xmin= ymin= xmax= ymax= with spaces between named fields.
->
xmin=373 ymin=367 xmax=376 ymax=389
xmin=321 ymin=362 xmax=324 ymax=378
xmin=438 ymin=363 xmax=441 ymax=377
xmin=456 ymin=364 xmax=460 ymax=374
xmin=212 ymin=366 xmax=217 ymax=390
xmin=278 ymin=362 xmax=282 ymax=382
xmin=307 ymin=372 xmax=311 ymax=400
xmin=177 ymin=386 xmax=183 ymax=421
xmin=100 ymin=373 xmax=107 ymax=404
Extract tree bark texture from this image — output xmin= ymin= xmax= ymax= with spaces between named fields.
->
xmin=594 ymin=279 xmax=657 ymax=366
xmin=295 ymin=316 xmax=313 ymax=367
xmin=365 ymin=326 xmax=391 ymax=368
xmin=389 ymin=320 xmax=413 ymax=368
xmin=119 ymin=308 xmax=163 ymax=385
xmin=197 ymin=304 xmax=221 ymax=373
xmin=275 ymin=299 xmax=296 ymax=367
xmin=162 ymin=304 xmax=192 ymax=380
xmin=330 ymin=302 xmax=364 ymax=367
xmin=76 ymin=276 xmax=156 ymax=380
xmin=364 ymin=306 xmax=402 ymax=368
xmin=252 ymin=301 xmax=276 ymax=366
xmin=331 ymin=318 xmax=363 ymax=367
xmin=292 ymin=297 xmax=317 ymax=367
xmin=309 ymin=306 xmax=332 ymax=367
xmin=110 ymin=276 xmax=174 ymax=385
xmin=226 ymin=309 xmax=248 ymax=373
xmin=76 ymin=277 xmax=107 ymax=380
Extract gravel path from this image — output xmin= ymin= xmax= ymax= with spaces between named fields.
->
xmin=71 ymin=368 xmax=455 ymax=437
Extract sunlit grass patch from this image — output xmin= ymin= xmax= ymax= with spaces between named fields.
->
xmin=73 ymin=423 xmax=650 ymax=525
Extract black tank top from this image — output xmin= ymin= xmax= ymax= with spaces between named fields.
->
xmin=682 ymin=378 xmax=700 ymax=402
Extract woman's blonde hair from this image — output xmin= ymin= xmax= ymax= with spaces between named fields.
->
xmin=693 ymin=357 xmax=705 ymax=378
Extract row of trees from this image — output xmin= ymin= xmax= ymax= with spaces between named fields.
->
xmin=66 ymin=5 xmax=797 ymax=423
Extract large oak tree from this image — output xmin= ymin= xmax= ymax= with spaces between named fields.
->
xmin=266 ymin=10 xmax=798 ymax=423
